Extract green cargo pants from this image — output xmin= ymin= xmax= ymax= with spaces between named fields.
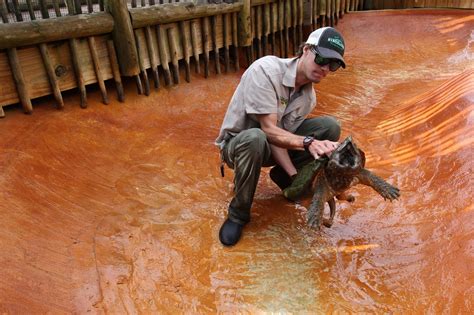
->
xmin=221 ymin=116 xmax=341 ymax=225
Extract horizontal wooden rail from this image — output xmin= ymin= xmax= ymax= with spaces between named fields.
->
xmin=0 ymin=12 xmax=114 ymax=50
xmin=130 ymin=2 xmax=243 ymax=29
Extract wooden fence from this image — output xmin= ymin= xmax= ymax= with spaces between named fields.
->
xmin=0 ymin=0 xmax=472 ymax=117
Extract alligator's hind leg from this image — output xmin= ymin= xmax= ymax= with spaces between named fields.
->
xmin=357 ymin=169 xmax=400 ymax=201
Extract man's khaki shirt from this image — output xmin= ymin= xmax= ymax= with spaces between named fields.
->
xmin=215 ymin=56 xmax=316 ymax=148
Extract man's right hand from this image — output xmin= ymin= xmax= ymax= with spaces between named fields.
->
xmin=307 ymin=139 xmax=340 ymax=159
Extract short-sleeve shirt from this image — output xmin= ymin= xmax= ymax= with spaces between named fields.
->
xmin=215 ymin=56 xmax=316 ymax=148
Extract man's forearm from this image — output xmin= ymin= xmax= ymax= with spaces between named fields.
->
xmin=270 ymin=144 xmax=297 ymax=177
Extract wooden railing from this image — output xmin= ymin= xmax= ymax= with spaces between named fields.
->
xmin=0 ymin=0 xmax=472 ymax=117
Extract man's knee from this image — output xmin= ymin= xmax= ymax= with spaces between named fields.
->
xmin=237 ymin=128 xmax=268 ymax=152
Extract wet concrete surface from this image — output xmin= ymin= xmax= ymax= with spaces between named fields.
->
xmin=1 ymin=9 xmax=473 ymax=313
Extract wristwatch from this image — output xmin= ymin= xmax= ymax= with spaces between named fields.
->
xmin=303 ymin=136 xmax=314 ymax=153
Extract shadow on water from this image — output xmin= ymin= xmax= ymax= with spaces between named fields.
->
xmin=0 ymin=9 xmax=473 ymax=314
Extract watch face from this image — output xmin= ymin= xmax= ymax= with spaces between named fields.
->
xmin=304 ymin=136 xmax=314 ymax=145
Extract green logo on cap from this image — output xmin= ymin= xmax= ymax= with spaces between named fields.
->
xmin=328 ymin=36 xmax=344 ymax=51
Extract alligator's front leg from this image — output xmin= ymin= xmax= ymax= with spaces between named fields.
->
xmin=357 ymin=169 xmax=400 ymax=201
xmin=322 ymin=198 xmax=336 ymax=228
xmin=307 ymin=177 xmax=330 ymax=229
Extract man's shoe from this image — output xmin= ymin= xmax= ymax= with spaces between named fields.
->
xmin=219 ymin=219 xmax=244 ymax=246
xmin=269 ymin=166 xmax=293 ymax=190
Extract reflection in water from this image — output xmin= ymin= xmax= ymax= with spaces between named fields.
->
xmin=0 ymin=9 xmax=473 ymax=314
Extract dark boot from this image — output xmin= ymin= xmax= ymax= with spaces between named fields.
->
xmin=269 ymin=166 xmax=293 ymax=190
xmin=219 ymin=219 xmax=244 ymax=246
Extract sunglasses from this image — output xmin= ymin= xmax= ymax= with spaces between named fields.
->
xmin=310 ymin=46 xmax=342 ymax=72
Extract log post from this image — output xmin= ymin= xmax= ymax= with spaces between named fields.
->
xmin=39 ymin=44 xmax=65 ymax=108
xmin=179 ymin=21 xmax=191 ymax=82
xmin=7 ymin=49 xmax=33 ymax=114
xmin=167 ymin=26 xmax=181 ymax=84
xmin=66 ymin=0 xmax=76 ymax=15
xmin=145 ymin=26 xmax=160 ymax=89
xmin=270 ymin=2 xmax=277 ymax=55
xmin=134 ymin=30 xmax=151 ymax=95
xmin=223 ymin=13 xmax=230 ymax=73
xmin=1 ymin=0 xmax=33 ymax=114
xmin=255 ymin=5 xmax=263 ymax=58
xmin=66 ymin=3 xmax=87 ymax=108
xmin=105 ymin=0 xmax=140 ymax=77
xmin=25 ymin=0 xmax=35 ymax=20
xmin=52 ymin=0 xmax=62 ymax=17
xmin=278 ymin=0 xmax=284 ymax=56
xmin=106 ymin=39 xmax=125 ymax=102
xmin=88 ymin=36 xmax=109 ymax=104
xmin=156 ymin=24 xmax=172 ymax=86
xmin=238 ymin=0 xmax=252 ymax=47
xmin=291 ymin=0 xmax=297 ymax=54
xmin=202 ymin=16 xmax=211 ymax=78
xmin=298 ymin=0 xmax=303 ymax=44
xmin=284 ymin=0 xmax=291 ymax=57
xmin=69 ymin=38 xmax=88 ymax=108
xmin=29 ymin=1 xmax=64 ymax=109
xmin=190 ymin=19 xmax=201 ymax=74
xmin=231 ymin=12 xmax=240 ymax=71
xmin=211 ymin=15 xmax=221 ymax=75
xmin=263 ymin=3 xmax=270 ymax=56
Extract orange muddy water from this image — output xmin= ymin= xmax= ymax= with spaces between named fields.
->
xmin=1 ymin=9 xmax=473 ymax=314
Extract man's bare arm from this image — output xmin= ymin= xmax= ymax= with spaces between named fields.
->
xmin=256 ymin=114 xmax=339 ymax=158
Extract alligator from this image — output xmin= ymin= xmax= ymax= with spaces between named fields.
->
xmin=283 ymin=136 xmax=400 ymax=228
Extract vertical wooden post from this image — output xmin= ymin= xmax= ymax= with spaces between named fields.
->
xmin=106 ymin=39 xmax=125 ymax=102
xmin=105 ymin=0 xmax=140 ymax=77
xmin=190 ymin=19 xmax=201 ymax=74
xmin=69 ymin=38 xmax=88 ymax=108
xmin=156 ymin=24 xmax=172 ymax=85
xmin=145 ymin=26 xmax=160 ymax=89
xmin=87 ymin=0 xmax=93 ymax=13
xmin=232 ymin=12 xmax=240 ymax=71
xmin=278 ymin=0 xmax=284 ymax=56
xmin=313 ymin=0 xmax=319 ymax=28
xmin=39 ymin=44 xmax=65 ymax=108
xmin=74 ymin=0 xmax=82 ymax=14
xmin=298 ymin=0 xmax=304 ymax=44
xmin=202 ymin=16 xmax=211 ymax=78
xmin=270 ymin=2 xmax=277 ymax=55
xmin=291 ymin=0 xmax=298 ymax=56
xmin=7 ymin=49 xmax=33 ymax=114
xmin=88 ymin=36 xmax=110 ymax=104
xmin=25 ymin=0 xmax=35 ymax=19
xmin=134 ymin=30 xmax=150 ymax=95
xmin=67 ymin=2 xmax=87 ymax=108
xmin=167 ymin=27 xmax=181 ymax=84
xmin=10 ymin=0 xmax=22 ymax=21
xmin=1 ymin=0 xmax=33 ymax=114
xmin=26 ymin=0 xmax=64 ymax=109
xmin=52 ymin=0 xmax=62 ymax=17
xmin=211 ymin=15 xmax=221 ymax=75
xmin=179 ymin=21 xmax=191 ymax=82
xmin=263 ymin=3 xmax=270 ymax=56
xmin=66 ymin=0 xmax=76 ymax=15
xmin=284 ymin=0 xmax=291 ymax=57
xmin=223 ymin=13 xmax=231 ymax=73
xmin=238 ymin=0 xmax=252 ymax=47
xmin=255 ymin=5 xmax=263 ymax=58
